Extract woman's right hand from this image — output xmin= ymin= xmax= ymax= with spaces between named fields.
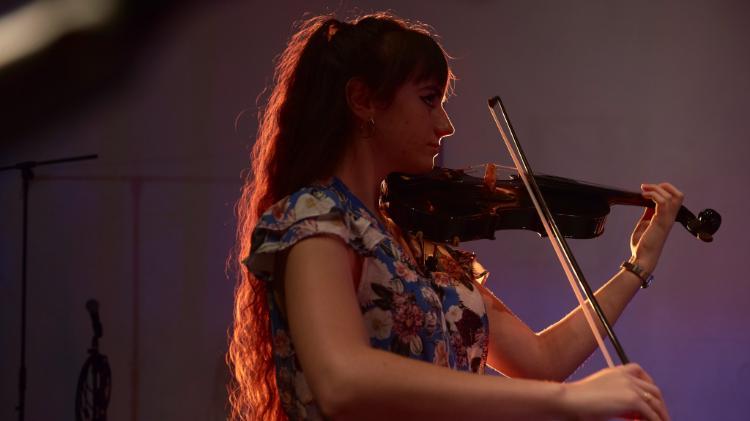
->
xmin=562 ymin=363 xmax=670 ymax=421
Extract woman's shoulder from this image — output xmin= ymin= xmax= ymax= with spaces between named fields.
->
xmin=248 ymin=178 xmax=387 ymax=265
xmin=255 ymin=179 xmax=348 ymax=231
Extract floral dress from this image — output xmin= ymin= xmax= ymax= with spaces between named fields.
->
xmin=244 ymin=177 xmax=490 ymax=420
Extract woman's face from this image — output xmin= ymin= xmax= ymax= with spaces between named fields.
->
xmin=373 ymin=78 xmax=454 ymax=174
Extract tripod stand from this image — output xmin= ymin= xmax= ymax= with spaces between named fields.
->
xmin=0 ymin=154 xmax=97 ymax=421
xmin=75 ymin=299 xmax=111 ymax=421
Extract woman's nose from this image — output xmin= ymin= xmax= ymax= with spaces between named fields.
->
xmin=435 ymin=108 xmax=455 ymax=138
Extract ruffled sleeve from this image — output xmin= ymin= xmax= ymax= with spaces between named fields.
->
xmin=243 ymin=186 xmax=387 ymax=282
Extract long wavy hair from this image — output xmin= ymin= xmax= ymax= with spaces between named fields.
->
xmin=227 ymin=11 xmax=454 ymax=420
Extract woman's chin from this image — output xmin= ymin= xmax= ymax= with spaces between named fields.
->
xmin=415 ymin=160 xmax=436 ymax=174
xmin=394 ymin=156 xmax=438 ymax=175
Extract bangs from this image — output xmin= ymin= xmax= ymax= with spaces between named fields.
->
xmin=376 ymin=29 xmax=455 ymax=99
xmin=408 ymin=32 xmax=453 ymax=91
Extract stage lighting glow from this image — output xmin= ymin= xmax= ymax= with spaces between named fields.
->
xmin=0 ymin=0 xmax=118 ymax=69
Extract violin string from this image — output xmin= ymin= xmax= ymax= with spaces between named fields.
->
xmin=474 ymin=163 xmax=516 ymax=172
xmin=462 ymin=163 xmax=520 ymax=176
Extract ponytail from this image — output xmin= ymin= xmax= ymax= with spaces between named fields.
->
xmin=228 ymin=12 xmax=453 ymax=420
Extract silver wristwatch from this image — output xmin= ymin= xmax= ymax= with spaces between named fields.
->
xmin=621 ymin=260 xmax=654 ymax=289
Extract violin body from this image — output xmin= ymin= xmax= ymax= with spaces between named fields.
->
xmin=381 ymin=165 xmax=721 ymax=244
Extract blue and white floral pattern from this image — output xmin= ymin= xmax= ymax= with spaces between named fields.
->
xmin=244 ymin=177 xmax=490 ymax=420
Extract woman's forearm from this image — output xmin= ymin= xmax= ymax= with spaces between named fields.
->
xmin=324 ymin=346 xmax=569 ymax=420
xmin=537 ymin=268 xmax=643 ymax=381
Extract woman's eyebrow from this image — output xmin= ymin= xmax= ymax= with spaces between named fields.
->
xmin=419 ymin=82 xmax=442 ymax=91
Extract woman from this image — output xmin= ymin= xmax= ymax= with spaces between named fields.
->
xmin=229 ymin=12 xmax=680 ymax=420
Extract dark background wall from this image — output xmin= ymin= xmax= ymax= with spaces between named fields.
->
xmin=1 ymin=1 xmax=748 ymax=419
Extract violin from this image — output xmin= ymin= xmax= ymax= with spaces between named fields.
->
xmin=392 ymin=95 xmax=722 ymax=367
xmin=382 ymin=96 xmax=723 ymax=366
xmin=381 ymin=163 xmax=722 ymax=245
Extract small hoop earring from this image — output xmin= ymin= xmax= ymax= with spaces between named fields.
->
xmin=361 ymin=117 xmax=376 ymax=138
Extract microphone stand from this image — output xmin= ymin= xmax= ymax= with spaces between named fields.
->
xmin=75 ymin=299 xmax=111 ymax=421
xmin=0 ymin=154 xmax=98 ymax=421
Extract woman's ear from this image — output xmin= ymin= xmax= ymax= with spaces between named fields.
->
xmin=345 ymin=77 xmax=376 ymax=121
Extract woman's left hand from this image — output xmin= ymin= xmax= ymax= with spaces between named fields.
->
xmin=629 ymin=182 xmax=685 ymax=273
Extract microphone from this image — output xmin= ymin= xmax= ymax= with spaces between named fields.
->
xmin=86 ymin=299 xmax=103 ymax=339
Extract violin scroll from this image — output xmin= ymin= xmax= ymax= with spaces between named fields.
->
xmin=682 ymin=208 xmax=721 ymax=242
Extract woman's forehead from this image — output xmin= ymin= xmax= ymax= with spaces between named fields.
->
xmin=409 ymin=77 xmax=448 ymax=93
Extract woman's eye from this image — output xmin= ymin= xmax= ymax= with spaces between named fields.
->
xmin=422 ymin=94 xmax=438 ymax=107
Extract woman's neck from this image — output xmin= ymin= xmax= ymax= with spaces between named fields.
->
xmin=333 ymin=139 xmax=424 ymax=268
xmin=333 ymin=139 xmax=389 ymax=225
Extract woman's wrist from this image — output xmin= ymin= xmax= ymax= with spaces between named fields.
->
xmin=556 ymin=382 xmax=580 ymax=420
xmin=623 ymin=255 xmax=656 ymax=289
xmin=495 ymin=378 xmax=573 ymax=419
xmin=628 ymin=254 xmax=657 ymax=274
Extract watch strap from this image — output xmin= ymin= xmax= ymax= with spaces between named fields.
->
xmin=621 ymin=260 xmax=654 ymax=289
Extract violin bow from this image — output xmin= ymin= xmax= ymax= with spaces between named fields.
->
xmin=487 ymin=96 xmax=626 ymax=367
